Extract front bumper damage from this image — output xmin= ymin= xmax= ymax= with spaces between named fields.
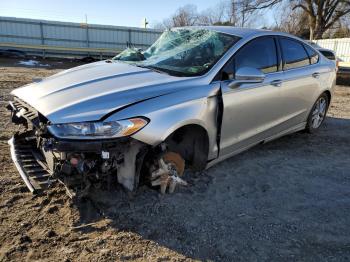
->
xmin=8 ymin=131 xmax=147 ymax=197
xmin=8 ymin=134 xmax=52 ymax=193
xmin=7 ymin=98 xmax=148 ymax=197
xmin=8 ymin=132 xmax=149 ymax=197
xmin=7 ymin=97 xmax=189 ymax=197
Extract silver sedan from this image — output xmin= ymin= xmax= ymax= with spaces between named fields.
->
xmin=8 ymin=27 xmax=336 ymax=196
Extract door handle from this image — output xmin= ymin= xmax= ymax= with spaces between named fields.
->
xmin=312 ymin=72 xmax=320 ymax=78
xmin=270 ymin=80 xmax=282 ymax=87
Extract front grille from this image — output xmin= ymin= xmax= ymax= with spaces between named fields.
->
xmin=12 ymin=97 xmax=39 ymax=121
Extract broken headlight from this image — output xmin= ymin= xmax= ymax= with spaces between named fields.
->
xmin=47 ymin=118 xmax=148 ymax=139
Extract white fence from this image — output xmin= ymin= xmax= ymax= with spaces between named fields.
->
xmin=313 ymin=38 xmax=350 ymax=62
xmin=0 ymin=16 xmax=163 ymax=58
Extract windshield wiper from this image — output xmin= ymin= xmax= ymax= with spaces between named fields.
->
xmin=136 ymin=65 xmax=170 ymax=75
xmin=134 ymin=64 xmax=190 ymax=77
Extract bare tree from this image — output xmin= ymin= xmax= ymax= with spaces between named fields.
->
xmin=171 ymin=4 xmax=199 ymax=27
xmin=237 ymin=0 xmax=256 ymax=27
xmin=199 ymin=0 xmax=260 ymax=26
xmin=198 ymin=1 xmax=231 ymax=25
xmin=152 ymin=5 xmax=199 ymax=29
xmin=224 ymin=0 xmax=262 ymax=27
xmin=152 ymin=1 xmax=264 ymax=29
xmin=248 ymin=0 xmax=350 ymax=39
xmin=272 ymin=2 xmax=309 ymax=37
xmin=332 ymin=14 xmax=350 ymax=38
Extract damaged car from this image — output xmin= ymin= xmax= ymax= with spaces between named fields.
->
xmin=7 ymin=27 xmax=336 ymax=197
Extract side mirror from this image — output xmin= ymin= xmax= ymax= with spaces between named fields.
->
xmin=228 ymin=67 xmax=265 ymax=88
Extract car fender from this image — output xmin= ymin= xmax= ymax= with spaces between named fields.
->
xmin=105 ymin=83 xmax=221 ymax=160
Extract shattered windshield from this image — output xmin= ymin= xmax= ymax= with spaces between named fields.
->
xmin=113 ymin=28 xmax=240 ymax=77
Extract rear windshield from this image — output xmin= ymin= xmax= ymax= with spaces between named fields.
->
xmin=113 ymin=28 xmax=240 ymax=77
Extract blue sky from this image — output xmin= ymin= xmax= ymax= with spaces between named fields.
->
xmin=0 ymin=0 xmax=274 ymax=28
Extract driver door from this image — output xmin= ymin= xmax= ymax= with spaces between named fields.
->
xmin=219 ymin=36 xmax=286 ymax=157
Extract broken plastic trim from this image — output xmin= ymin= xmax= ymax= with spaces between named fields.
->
xmin=8 ymin=137 xmax=35 ymax=192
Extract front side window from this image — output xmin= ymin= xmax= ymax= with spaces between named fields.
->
xmin=113 ymin=28 xmax=240 ymax=77
xmin=234 ymin=37 xmax=278 ymax=74
xmin=280 ymin=38 xmax=310 ymax=70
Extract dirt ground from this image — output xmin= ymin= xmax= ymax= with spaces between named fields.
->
xmin=0 ymin=62 xmax=349 ymax=262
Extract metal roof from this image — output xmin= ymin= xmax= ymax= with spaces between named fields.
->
xmin=200 ymin=26 xmax=269 ymax=37
xmin=179 ymin=26 xmax=270 ymax=38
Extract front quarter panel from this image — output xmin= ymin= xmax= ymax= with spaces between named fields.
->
xmin=105 ymin=83 xmax=221 ymax=160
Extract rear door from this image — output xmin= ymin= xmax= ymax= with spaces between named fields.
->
xmin=277 ymin=37 xmax=322 ymax=127
xmin=219 ymin=36 xmax=285 ymax=156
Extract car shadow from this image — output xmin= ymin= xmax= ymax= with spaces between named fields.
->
xmin=336 ymin=72 xmax=350 ymax=86
xmin=72 ymin=116 xmax=350 ymax=261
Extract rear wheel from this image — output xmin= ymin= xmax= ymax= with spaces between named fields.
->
xmin=306 ymin=93 xmax=329 ymax=133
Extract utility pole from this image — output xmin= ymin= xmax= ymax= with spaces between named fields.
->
xmin=142 ymin=18 xmax=149 ymax=29
xmin=85 ymin=14 xmax=90 ymax=51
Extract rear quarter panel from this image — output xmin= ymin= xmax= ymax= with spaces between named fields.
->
xmin=318 ymin=57 xmax=337 ymax=103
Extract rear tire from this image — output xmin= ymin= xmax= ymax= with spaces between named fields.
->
xmin=306 ymin=93 xmax=329 ymax=133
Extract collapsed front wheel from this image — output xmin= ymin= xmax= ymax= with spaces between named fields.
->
xmin=149 ymin=151 xmax=188 ymax=194
xmin=306 ymin=93 xmax=329 ymax=133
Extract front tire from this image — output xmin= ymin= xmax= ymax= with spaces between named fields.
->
xmin=306 ymin=93 xmax=329 ymax=133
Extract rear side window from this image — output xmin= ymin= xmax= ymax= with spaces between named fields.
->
xmin=304 ymin=45 xmax=319 ymax=64
xmin=280 ymin=38 xmax=310 ymax=70
xmin=320 ymin=50 xmax=336 ymax=60
xmin=234 ymin=37 xmax=278 ymax=74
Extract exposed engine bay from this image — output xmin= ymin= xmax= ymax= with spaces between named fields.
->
xmin=7 ymin=97 xmax=188 ymax=198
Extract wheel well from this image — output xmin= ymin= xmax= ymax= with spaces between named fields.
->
xmin=165 ymin=124 xmax=209 ymax=171
xmin=323 ymin=90 xmax=331 ymax=104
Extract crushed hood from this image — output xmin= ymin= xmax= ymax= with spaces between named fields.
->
xmin=11 ymin=61 xmax=191 ymax=123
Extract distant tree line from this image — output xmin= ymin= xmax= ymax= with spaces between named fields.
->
xmin=153 ymin=0 xmax=350 ymax=40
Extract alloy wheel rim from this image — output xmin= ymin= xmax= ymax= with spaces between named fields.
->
xmin=311 ymin=97 xmax=327 ymax=129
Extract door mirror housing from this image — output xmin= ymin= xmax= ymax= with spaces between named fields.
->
xmin=228 ymin=67 xmax=265 ymax=88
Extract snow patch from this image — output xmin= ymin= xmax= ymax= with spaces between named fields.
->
xmin=18 ymin=60 xmax=50 ymax=67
